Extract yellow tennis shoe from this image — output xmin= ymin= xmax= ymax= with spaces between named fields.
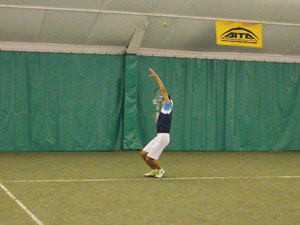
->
xmin=144 ymin=170 xmax=158 ymax=177
xmin=155 ymin=169 xmax=166 ymax=178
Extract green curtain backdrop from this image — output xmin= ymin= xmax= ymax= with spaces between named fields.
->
xmin=225 ymin=61 xmax=300 ymax=150
xmin=0 ymin=51 xmax=124 ymax=151
xmin=126 ymin=56 xmax=300 ymax=151
xmin=123 ymin=54 xmax=138 ymax=150
xmin=0 ymin=51 xmax=299 ymax=151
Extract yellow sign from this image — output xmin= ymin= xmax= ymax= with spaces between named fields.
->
xmin=216 ymin=20 xmax=263 ymax=48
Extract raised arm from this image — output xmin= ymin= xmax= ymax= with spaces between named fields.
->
xmin=149 ymin=68 xmax=170 ymax=104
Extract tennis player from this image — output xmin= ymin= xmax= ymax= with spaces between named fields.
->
xmin=140 ymin=68 xmax=173 ymax=178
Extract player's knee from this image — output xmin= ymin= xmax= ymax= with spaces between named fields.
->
xmin=140 ymin=150 xmax=147 ymax=159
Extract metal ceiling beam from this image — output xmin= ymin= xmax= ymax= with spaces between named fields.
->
xmin=127 ymin=20 xmax=149 ymax=54
xmin=137 ymin=48 xmax=300 ymax=63
xmin=1 ymin=4 xmax=300 ymax=27
xmin=0 ymin=42 xmax=299 ymax=63
xmin=0 ymin=42 xmax=126 ymax=54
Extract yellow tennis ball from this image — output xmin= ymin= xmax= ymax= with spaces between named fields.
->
xmin=162 ymin=22 xmax=168 ymax=28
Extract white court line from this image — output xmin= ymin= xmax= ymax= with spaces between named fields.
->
xmin=0 ymin=182 xmax=44 ymax=225
xmin=1 ymin=175 xmax=300 ymax=183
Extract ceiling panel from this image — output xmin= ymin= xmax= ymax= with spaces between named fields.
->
xmin=85 ymin=14 xmax=146 ymax=46
xmin=0 ymin=0 xmax=104 ymax=9
xmin=36 ymin=11 xmax=98 ymax=44
xmin=271 ymin=1 xmax=300 ymax=23
xmin=141 ymin=17 xmax=178 ymax=49
xmin=48 ymin=0 xmax=103 ymax=9
xmin=142 ymin=18 xmax=216 ymax=51
xmin=184 ymin=0 xmax=285 ymax=22
xmin=103 ymin=0 xmax=154 ymax=12
xmin=0 ymin=8 xmax=45 ymax=42
xmin=259 ymin=25 xmax=300 ymax=55
xmin=228 ymin=0 xmax=288 ymax=22
xmin=154 ymin=0 xmax=229 ymax=17
xmin=0 ymin=0 xmax=48 ymax=7
xmin=146 ymin=0 xmax=189 ymax=14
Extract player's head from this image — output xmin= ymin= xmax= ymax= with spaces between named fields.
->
xmin=168 ymin=95 xmax=171 ymax=100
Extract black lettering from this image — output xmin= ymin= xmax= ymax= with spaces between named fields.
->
xmin=238 ymin=33 xmax=245 ymax=38
xmin=245 ymin=34 xmax=254 ymax=39
xmin=221 ymin=29 xmax=259 ymax=43
xmin=224 ymin=33 xmax=235 ymax=38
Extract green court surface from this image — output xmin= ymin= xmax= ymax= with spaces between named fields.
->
xmin=0 ymin=151 xmax=300 ymax=225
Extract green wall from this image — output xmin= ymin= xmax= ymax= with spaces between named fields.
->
xmin=0 ymin=52 xmax=124 ymax=151
xmin=0 ymin=51 xmax=299 ymax=151
xmin=125 ymin=56 xmax=300 ymax=151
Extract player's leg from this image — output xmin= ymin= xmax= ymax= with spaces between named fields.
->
xmin=141 ymin=139 xmax=158 ymax=176
xmin=150 ymin=134 xmax=170 ymax=178
xmin=146 ymin=155 xmax=165 ymax=178
xmin=142 ymin=154 xmax=159 ymax=177
xmin=142 ymin=134 xmax=169 ymax=178
xmin=145 ymin=135 xmax=169 ymax=178
xmin=146 ymin=156 xmax=165 ymax=178
xmin=140 ymin=150 xmax=156 ymax=170
xmin=145 ymin=155 xmax=161 ymax=170
xmin=144 ymin=155 xmax=164 ymax=177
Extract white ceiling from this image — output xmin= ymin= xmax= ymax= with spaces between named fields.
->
xmin=0 ymin=0 xmax=300 ymax=60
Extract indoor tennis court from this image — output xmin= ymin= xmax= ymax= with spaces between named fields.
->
xmin=1 ymin=151 xmax=300 ymax=225
xmin=0 ymin=1 xmax=300 ymax=225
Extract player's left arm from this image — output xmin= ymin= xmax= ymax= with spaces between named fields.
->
xmin=149 ymin=68 xmax=170 ymax=104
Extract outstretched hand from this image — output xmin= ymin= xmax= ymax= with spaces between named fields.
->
xmin=149 ymin=68 xmax=157 ymax=77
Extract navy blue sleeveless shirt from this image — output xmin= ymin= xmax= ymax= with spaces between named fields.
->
xmin=156 ymin=100 xmax=173 ymax=133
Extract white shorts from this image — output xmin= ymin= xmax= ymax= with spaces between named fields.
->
xmin=143 ymin=133 xmax=170 ymax=160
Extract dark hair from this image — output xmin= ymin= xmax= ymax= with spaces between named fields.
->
xmin=168 ymin=95 xmax=171 ymax=100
